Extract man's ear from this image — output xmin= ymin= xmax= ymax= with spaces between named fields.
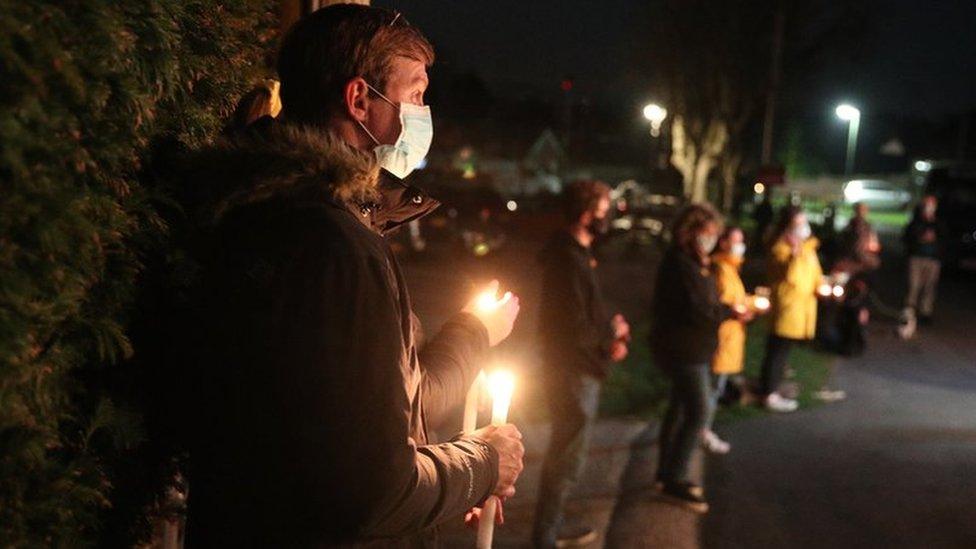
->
xmin=344 ymin=77 xmax=370 ymax=122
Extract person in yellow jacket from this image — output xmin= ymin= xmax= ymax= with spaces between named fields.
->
xmin=760 ymin=206 xmax=823 ymax=412
xmin=703 ymin=226 xmax=756 ymax=453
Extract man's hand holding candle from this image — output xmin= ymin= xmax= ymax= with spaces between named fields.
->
xmin=471 ymin=424 xmax=524 ymax=499
xmin=463 ymin=280 xmax=521 ymax=346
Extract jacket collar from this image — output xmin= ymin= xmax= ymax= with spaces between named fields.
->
xmin=207 ymin=121 xmax=438 ymax=234
xmin=357 ymin=173 xmax=441 ymax=235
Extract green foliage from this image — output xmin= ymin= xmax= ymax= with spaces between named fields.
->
xmin=715 ymin=318 xmax=833 ymax=423
xmin=779 ymin=124 xmax=829 ymax=179
xmin=0 ymin=1 xmax=275 ymax=545
xmin=599 ymin=318 xmax=835 ymax=421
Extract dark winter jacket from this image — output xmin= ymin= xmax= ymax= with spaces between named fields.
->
xmin=650 ymin=246 xmax=733 ymax=366
xmin=837 ymin=216 xmax=880 ymax=275
xmin=903 ymin=212 xmax=944 ymax=259
xmin=184 ymin=123 xmax=497 ymax=547
xmin=537 ymin=230 xmax=615 ymax=379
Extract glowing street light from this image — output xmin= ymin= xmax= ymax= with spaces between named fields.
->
xmin=642 ymin=103 xmax=668 ymax=137
xmin=835 ymin=103 xmax=861 ymax=175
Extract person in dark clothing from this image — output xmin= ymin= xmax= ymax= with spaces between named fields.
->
xmin=533 ymin=180 xmax=630 ymax=548
xmin=752 ymin=193 xmax=775 ymax=249
xmin=836 ymin=202 xmax=881 ymax=276
xmin=651 ymin=203 xmax=744 ymax=513
xmin=903 ymin=194 xmax=944 ymax=323
xmin=824 ymin=202 xmax=880 ymax=358
xmin=183 ymin=6 xmax=525 ymax=546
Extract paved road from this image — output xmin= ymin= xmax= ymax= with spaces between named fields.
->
xmin=404 ymin=226 xmax=976 ymax=548
xmin=704 ymin=244 xmax=976 ymax=548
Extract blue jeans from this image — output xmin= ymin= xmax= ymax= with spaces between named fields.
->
xmin=533 ymin=371 xmax=602 ymax=547
xmin=656 ymin=363 xmax=711 ymax=484
xmin=704 ymin=374 xmax=728 ymax=431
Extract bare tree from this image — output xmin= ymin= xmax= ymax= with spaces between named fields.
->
xmin=644 ymin=0 xmax=868 ymax=209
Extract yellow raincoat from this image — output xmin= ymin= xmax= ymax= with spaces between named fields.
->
xmin=711 ymin=253 xmax=747 ymax=375
xmin=769 ymin=237 xmax=823 ymax=340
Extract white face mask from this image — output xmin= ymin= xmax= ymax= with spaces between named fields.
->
xmin=697 ymin=234 xmax=718 ymax=254
xmin=357 ymin=83 xmax=433 ymax=179
xmin=794 ymin=222 xmax=812 ymax=240
xmin=731 ymin=242 xmax=747 ymax=258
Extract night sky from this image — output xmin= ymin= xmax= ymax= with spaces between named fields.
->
xmin=374 ymin=0 xmax=976 ymax=120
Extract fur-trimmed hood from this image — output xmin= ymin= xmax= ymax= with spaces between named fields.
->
xmin=184 ymin=120 xmax=437 ymax=233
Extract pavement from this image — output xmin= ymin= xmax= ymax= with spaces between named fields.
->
xmin=402 ymin=225 xmax=976 ymax=548
xmin=703 ymin=240 xmax=976 ymax=549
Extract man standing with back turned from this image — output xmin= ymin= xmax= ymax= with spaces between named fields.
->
xmin=186 ymin=6 xmax=524 ymax=546
xmin=533 ymin=181 xmax=630 ymax=547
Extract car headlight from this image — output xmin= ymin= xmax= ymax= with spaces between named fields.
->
xmin=844 ymin=181 xmax=863 ymax=201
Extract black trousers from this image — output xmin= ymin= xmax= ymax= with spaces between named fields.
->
xmin=760 ymin=334 xmax=796 ymax=396
xmin=656 ymin=363 xmax=711 ymax=484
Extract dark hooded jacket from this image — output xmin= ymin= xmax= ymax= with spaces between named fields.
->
xmin=650 ymin=246 xmax=733 ymax=366
xmin=536 ymin=230 xmax=616 ymax=379
xmin=183 ymin=122 xmax=497 ymax=547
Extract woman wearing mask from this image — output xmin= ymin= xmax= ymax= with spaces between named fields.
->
xmin=760 ymin=206 xmax=823 ymax=412
xmin=703 ymin=226 xmax=758 ymax=454
xmin=651 ymin=204 xmax=746 ymax=513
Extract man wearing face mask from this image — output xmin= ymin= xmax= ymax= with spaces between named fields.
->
xmin=184 ymin=6 xmax=524 ymax=546
xmin=534 ymin=180 xmax=630 ymax=547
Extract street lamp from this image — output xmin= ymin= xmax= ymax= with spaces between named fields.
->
xmin=835 ymin=103 xmax=861 ymax=175
xmin=643 ymin=103 xmax=668 ymax=170
xmin=643 ymin=103 xmax=667 ymax=137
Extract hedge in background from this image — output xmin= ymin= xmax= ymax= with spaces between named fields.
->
xmin=0 ymin=1 xmax=275 ymax=544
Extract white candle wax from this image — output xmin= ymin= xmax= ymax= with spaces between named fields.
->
xmin=462 ymin=371 xmax=485 ymax=434
xmin=477 ymin=497 xmax=499 ymax=549
xmin=477 ymin=370 xmax=516 ymax=548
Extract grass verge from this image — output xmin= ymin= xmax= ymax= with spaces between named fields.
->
xmin=599 ymin=319 xmax=835 ymax=422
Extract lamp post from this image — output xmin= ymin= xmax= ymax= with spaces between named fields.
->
xmin=642 ymin=103 xmax=668 ymax=169
xmin=835 ymin=104 xmax=861 ymax=175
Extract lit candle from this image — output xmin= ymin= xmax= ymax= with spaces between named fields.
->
xmin=817 ymin=282 xmax=833 ymax=297
xmin=486 ymin=370 xmax=515 ymax=426
xmin=832 ymin=284 xmax=845 ymax=298
xmin=476 ymin=370 xmax=516 ymax=549
xmin=462 ymin=371 xmax=486 ymax=434
xmin=753 ymin=295 xmax=771 ymax=311
xmin=475 ymin=287 xmax=512 ymax=313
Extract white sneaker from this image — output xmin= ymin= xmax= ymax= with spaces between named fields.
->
xmin=765 ymin=392 xmax=799 ymax=413
xmin=702 ymin=430 xmax=731 ymax=454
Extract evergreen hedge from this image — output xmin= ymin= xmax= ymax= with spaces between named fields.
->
xmin=0 ymin=1 xmax=276 ymax=544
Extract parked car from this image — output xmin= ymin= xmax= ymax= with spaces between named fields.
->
xmin=842 ymin=179 xmax=912 ymax=210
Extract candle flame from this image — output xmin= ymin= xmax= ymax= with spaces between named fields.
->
xmin=475 ymin=288 xmax=512 ymax=313
xmin=753 ymin=296 xmax=770 ymax=310
xmin=486 ymin=369 xmax=515 ymax=425
xmin=476 ymin=290 xmax=499 ymax=312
